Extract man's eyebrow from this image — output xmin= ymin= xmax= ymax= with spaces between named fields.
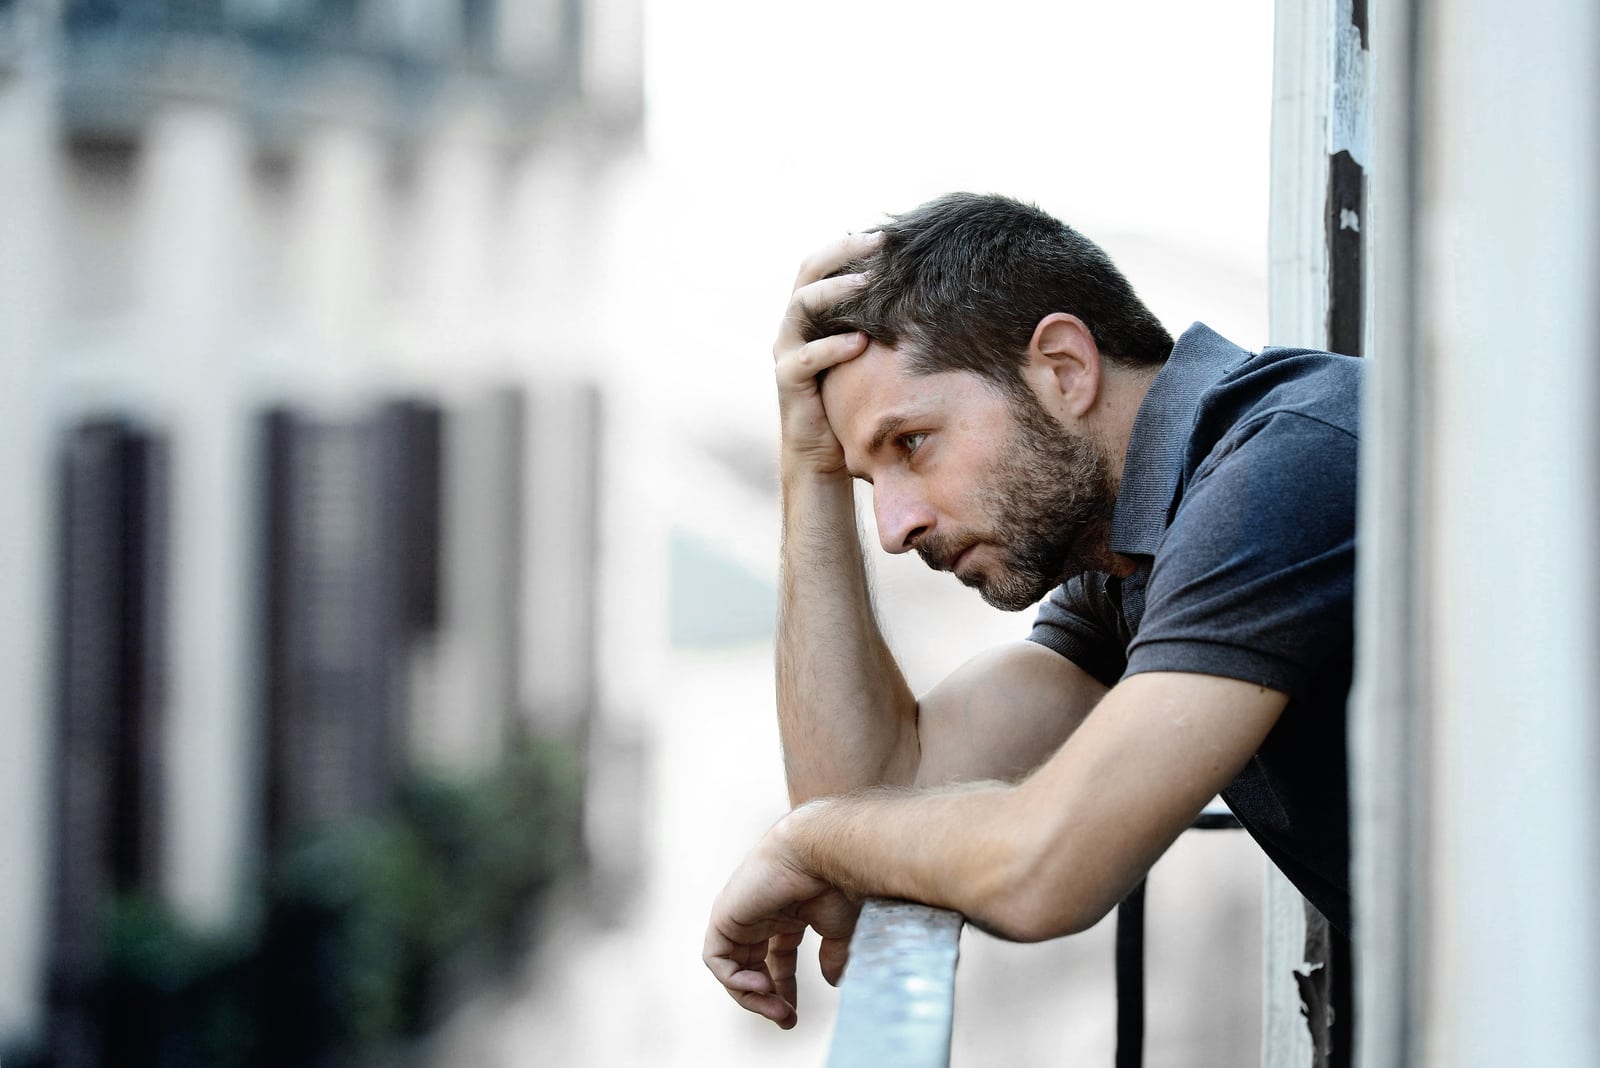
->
xmin=867 ymin=415 xmax=909 ymax=455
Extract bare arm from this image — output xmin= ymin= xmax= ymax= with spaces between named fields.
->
xmin=776 ymin=468 xmax=920 ymax=800
xmin=769 ymin=231 xmax=919 ymax=801
xmin=912 ymin=641 xmax=1109 ymax=788
xmin=705 ymin=670 xmax=1287 ymax=1026
xmin=777 ymin=477 xmax=1109 ymax=799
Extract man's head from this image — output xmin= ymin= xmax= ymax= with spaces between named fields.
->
xmin=812 ymin=194 xmax=1167 ymax=608
xmin=800 ymin=192 xmax=1173 ymax=403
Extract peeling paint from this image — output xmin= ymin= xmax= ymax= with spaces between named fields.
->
xmin=1340 ymin=208 xmax=1361 ymax=231
xmin=1330 ymin=0 xmax=1370 ymax=167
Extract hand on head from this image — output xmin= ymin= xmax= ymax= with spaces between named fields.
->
xmin=773 ymin=231 xmax=884 ymax=477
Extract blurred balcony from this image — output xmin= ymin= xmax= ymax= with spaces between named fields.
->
xmin=53 ymin=0 xmax=621 ymax=145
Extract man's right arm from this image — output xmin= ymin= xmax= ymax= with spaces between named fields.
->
xmin=776 ymin=467 xmax=918 ymax=801
xmin=770 ymin=230 xmax=918 ymax=802
xmin=773 ymin=235 xmax=1108 ymax=804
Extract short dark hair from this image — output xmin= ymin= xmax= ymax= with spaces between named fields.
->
xmin=801 ymin=193 xmax=1173 ymax=396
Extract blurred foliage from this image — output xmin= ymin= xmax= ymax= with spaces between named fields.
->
xmin=99 ymin=895 xmax=255 ymax=1068
xmin=0 ymin=1036 xmax=46 ymax=1068
xmin=73 ymin=738 xmax=581 ymax=1068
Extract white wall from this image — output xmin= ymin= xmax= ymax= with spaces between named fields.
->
xmin=1417 ymin=2 xmax=1600 ymax=1063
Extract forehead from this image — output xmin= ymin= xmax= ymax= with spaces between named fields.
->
xmin=820 ymin=341 xmax=1001 ymax=452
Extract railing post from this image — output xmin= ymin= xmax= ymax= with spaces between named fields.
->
xmin=1114 ymin=881 xmax=1148 ymax=1068
xmin=1114 ymin=803 xmax=1244 ymax=1068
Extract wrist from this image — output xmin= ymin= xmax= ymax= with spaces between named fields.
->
xmin=780 ymin=467 xmax=857 ymax=527
xmin=771 ymin=798 xmax=829 ymax=873
xmin=780 ymin=460 xmax=854 ymax=496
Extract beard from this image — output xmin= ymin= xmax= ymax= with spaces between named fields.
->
xmin=916 ymin=389 xmax=1117 ymax=611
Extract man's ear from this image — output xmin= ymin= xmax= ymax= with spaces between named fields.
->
xmin=1026 ymin=313 xmax=1103 ymax=419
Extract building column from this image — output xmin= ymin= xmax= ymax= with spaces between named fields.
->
xmin=137 ymin=102 xmax=257 ymax=929
xmin=0 ymin=36 xmax=61 ymax=1049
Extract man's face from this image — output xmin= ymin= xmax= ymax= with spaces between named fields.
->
xmin=821 ymin=342 xmax=1117 ymax=610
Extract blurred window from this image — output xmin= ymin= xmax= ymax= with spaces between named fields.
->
xmin=60 ymin=134 xmax=143 ymax=325
xmin=494 ymin=0 xmax=565 ymax=75
xmin=163 ymin=0 xmax=225 ymax=26
xmin=461 ymin=0 xmax=489 ymax=63
xmin=316 ymin=0 xmax=358 ymax=33
xmin=64 ymin=0 xmax=122 ymax=31
xmin=365 ymin=0 xmax=460 ymax=55
xmin=224 ymin=0 xmax=311 ymax=28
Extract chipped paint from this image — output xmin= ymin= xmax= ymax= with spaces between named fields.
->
xmin=1331 ymin=0 xmax=1370 ymax=167
xmin=1340 ymin=208 xmax=1361 ymax=231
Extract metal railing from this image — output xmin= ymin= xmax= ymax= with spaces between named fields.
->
xmin=826 ymin=899 xmax=963 ymax=1068
xmin=825 ymin=801 xmax=1242 ymax=1067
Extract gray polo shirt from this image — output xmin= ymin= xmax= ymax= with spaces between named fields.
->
xmin=1029 ymin=322 xmax=1360 ymax=932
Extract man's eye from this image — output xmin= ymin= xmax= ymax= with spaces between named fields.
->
xmin=900 ymin=433 xmax=927 ymax=456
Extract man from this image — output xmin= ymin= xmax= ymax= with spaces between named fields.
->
xmin=703 ymin=193 xmax=1359 ymax=1030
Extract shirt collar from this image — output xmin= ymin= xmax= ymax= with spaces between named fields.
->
xmin=1110 ymin=322 xmax=1253 ymax=557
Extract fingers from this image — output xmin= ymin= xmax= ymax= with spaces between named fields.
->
xmin=771 ymin=318 xmax=868 ymax=477
xmin=704 ymin=938 xmax=794 ymax=1025
xmin=708 ymin=959 xmax=797 ymax=1028
xmin=774 ymin=330 xmax=870 ymax=388
xmin=798 ymin=889 xmax=859 ymax=986
xmin=768 ymin=929 xmax=804 ymax=1017
xmin=771 ymin=232 xmax=882 ymax=476
xmin=704 ymin=912 xmax=804 ymax=1029
xmin=819 ymin=935 xmax=852 ymax=987
xmin=792 ymin=229 xmax=885 ymax=290
xmin=738 ymin=989 xmax=797 ymax=1029
xmin=786 ymin=270 xmax=871 ymax=327
xmin=774 ymin=271 xmax=871 ymax=358
xmin=728 ymin=963 xmax=797 ymax=1028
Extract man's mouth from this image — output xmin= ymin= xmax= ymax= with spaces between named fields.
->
xmin=917 ymin=537 xmax=980 ymax=575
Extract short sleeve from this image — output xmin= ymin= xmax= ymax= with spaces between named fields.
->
xmin=1027 ymin=571 xmax=1131 ymax=689
xmin=1123 ymin=411 xmax=1357 ymax=698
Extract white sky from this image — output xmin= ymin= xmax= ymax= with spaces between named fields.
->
xmin=627 ymin=0 xmax=1276 ymax=442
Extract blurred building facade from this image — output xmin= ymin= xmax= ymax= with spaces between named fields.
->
xmin=0 ymin=0 xmax=642 ymax=1059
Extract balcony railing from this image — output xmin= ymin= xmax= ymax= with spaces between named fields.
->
xmin=826 ymin=899 xmax=963 ymax=1068
xmin=826 ymin=802 xmax=1243 ymax=1067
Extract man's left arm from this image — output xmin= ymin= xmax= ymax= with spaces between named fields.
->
xmin=703 ymin=669 xmax=1287 ymax=1027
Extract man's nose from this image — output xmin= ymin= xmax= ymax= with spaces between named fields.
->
xmin=873 ymin=483 xmax=934 ymax=554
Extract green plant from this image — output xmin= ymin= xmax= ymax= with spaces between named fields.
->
xmin=262 ymin=737 xmax=583 ymax=1056
xmin=83 ymin=737 xmax=583 ymax=1067
xmin=98 ymin=895 xmax=255 ymax=1067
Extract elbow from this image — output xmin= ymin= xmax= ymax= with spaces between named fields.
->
xmin=966 ymin=835 xmax=1122 ymax=943
xmin=976 ymin=881 xmax=1108 ymax=944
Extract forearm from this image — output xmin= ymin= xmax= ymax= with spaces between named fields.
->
xmin=776 ymin=471 xmax=919 ymax=803
xmin=705 ymin=673 xmax=1292 ymax=1029
xmin=776 ymin=672 xmax=1291 ymax=942
xmin=775 ymin=783 xmax=1082 ymax=941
